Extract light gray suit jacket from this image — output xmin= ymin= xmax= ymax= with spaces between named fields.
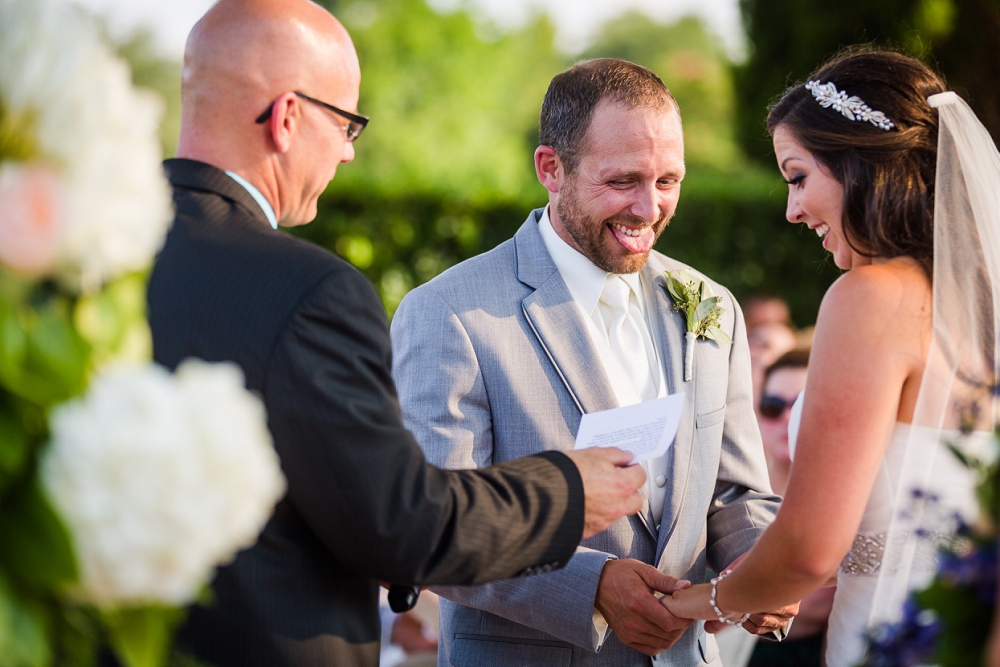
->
xmin=390 ymin=210 xmax=780 ymax=667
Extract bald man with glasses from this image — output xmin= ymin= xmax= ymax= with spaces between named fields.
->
xmin=146 ymin=1 xmax=648 ymax=666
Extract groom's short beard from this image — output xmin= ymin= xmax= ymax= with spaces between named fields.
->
xmin=557 ymin=179 xmax=669 ymax=275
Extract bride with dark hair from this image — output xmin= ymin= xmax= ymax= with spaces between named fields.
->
xmin=661 ymin=48 xmax=1000 ymax=666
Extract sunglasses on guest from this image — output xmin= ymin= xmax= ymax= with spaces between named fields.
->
xmin=759 ymin=394 xmax=797 ymax=419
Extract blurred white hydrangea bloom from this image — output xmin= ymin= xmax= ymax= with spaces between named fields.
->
xmin=0 ymin=0 xmax=172 ymax=289
xmin=41 ymin=360 xmax=286 ymax=606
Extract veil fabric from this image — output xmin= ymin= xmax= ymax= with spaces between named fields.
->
xmin=868 ymin=92 xmax=1000 ymax=626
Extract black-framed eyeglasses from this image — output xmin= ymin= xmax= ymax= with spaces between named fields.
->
xmin=759 ymin=394 xmax=795 ymax=419
xmin=255 ymin=91 xmax=369 ymax=142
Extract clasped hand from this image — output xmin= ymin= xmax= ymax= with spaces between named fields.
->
xmin=596 ymin=560 xmax=798 ymax=657
xmin=659 ymin=581 xmax=799 ymax=637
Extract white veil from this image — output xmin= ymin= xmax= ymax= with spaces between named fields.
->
xmin=869 ymin=92 xmax=1000 ymax=626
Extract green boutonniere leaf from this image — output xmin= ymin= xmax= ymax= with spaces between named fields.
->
xmin=662 ymin=269 xmax=732 ymax=380
xmin=694 ymin=297 xmax=717 ymax=324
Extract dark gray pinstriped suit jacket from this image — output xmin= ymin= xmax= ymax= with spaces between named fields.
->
xmin=146 ymin=159 xmax=588 ymax=667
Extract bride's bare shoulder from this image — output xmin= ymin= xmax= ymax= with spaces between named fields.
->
xmin=816 ymin=258 xmax=931 ymax=345
xmin=820 ymin=258 xmax=930 ymax=318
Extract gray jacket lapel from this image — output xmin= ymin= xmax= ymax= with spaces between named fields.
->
xmin=643 ymin=259 xmax=698 ymax=559
xmin=515 ymin=212 xmax=619 ymax=417
xmin=515 ymin=213 xmax=656 ymax=537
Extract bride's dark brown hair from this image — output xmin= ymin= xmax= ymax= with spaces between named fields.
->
xmin=767 ymin=48 xmax=947 ymax=276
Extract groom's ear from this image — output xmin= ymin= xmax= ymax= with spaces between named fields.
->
xmin=534 ymin=145 xmax=564 ymax=194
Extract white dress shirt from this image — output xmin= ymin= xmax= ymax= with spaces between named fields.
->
xmin=537 ymin=207 xmax=673 ymax=648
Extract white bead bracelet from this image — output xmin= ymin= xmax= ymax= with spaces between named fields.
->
xmin=709 ymin=569 xmax=751 ymax=627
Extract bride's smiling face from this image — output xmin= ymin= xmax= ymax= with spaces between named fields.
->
xmin=773 ymin=124 xmax=866 ymax=270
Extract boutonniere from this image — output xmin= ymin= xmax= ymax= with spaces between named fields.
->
xmin=663 ymin=269 xmax=732 ymax=381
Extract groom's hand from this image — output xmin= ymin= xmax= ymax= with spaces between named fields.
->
xmin=742 ymin=601 xmax=799 ymax=635
xmin=704 ymin=601 xmax=799 ymax=635
xmin=564 ymin=448 xmax=645 ymax=539
xmin=594 ymin=559 xmax=693 ymax=656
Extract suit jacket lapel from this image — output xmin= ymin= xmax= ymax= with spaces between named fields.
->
xmin=515 ymin=214 xmax=657 ymax=538
xmin=164 ymin=158 xmax=274 ymax=229
xmin=515 ymin=214 xmax=618 ymax=417
xmin=643 ymin=259 xmax=698 ymax=560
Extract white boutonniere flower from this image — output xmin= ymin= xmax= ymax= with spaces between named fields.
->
xmin=664 ymin=269 xmax=732 ymax=381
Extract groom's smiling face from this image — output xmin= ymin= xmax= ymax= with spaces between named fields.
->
xmin=551 ymin=100 xmax=685 ymax=275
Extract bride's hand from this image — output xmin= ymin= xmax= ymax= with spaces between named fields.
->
xmin=661 ymin=585 xmax=801 ymax=637
xmin=658 ymin=583 xmax=718 ymax=622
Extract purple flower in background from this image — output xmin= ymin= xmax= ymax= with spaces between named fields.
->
xmin=937 ymin=540 xmax=998 ymax=606
xmin=864 ymin=599 xmax=941 ymax=667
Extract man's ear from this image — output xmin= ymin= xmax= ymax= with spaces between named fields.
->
xmin=534 ymin=145 xmax=564 ymax=194
xmin=267 ymin=92 xmax=300 ymax=154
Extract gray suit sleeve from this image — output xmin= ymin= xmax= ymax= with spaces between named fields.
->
xmin=391 ymin=287 xmax=614 ymax=651
xmin=706 ymin=290 xmax=781 ymax=572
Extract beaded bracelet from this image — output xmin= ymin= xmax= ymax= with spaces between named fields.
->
xmin=709 ymin=569 xmax=750 ymax=627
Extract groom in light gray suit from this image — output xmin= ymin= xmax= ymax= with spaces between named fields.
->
xmin=391 ymin=59 xmax=785 ymax=667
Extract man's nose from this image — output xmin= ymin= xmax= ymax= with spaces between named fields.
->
xmin=342 ymin=139 xmax=355 ymax=164
xmin=630 ymin=184 xmax=660 ymax=222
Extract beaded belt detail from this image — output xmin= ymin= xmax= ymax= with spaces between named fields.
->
xmin=840 ymin=533 xmax=889 ymax=575
xmin=840 ymin=531 xmax=950 ymax=576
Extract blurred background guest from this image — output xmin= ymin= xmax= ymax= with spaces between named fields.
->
xmin=757 ymin=349 xmax=808 ymax=493
xmin=379 ymin=590 xmax=439 ymax=667
xmin=748 ymin=320 xmax=797 ymax=409
xmin=749 ymin=348 xmax=835 ymax=667
xmin=743 ymin=293 xmax=793 ymax=331
xmin=744 ymin=295 xmax=798 ymax=408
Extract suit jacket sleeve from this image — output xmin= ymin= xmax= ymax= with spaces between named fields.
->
xmin=706 ymin=289 xmax=781 ymax=572
xmin=263 ymin=266 xmax=584 ymax=585
xmin=391 ymin=286 xmax=614 ymax=651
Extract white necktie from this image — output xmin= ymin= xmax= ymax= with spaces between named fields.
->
xmin=599 ymin=276 xmax=656 ymax=401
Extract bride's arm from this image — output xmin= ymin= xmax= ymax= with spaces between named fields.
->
xmin=664 ymin=261 xmax=930 ymax=621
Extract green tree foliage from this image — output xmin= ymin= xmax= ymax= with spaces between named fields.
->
xmin=581 ymin=13 xmax=741 ymax=169
xmin=926 ymin=0 xmax=1000 ymax=144
xmin=736 ymin=0 xmax=1000 ymax=162
xmin=736 ymin=0 xmax=921 ymax=161
xmin=329 ymin=0 xmax=562 ymax=201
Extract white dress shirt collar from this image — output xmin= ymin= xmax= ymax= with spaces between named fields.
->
xmin=537 ymin=207 xmax=644 ymax=316
xmin=225 ymin=170 xmax=278 ymax=230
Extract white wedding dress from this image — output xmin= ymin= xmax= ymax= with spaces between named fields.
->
xmin=787 ymin=396 xmax=984 ymax=667
xmin=777 ymin=90 xmax=1000 ymax=667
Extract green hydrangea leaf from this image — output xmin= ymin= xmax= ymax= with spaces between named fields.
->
xmin=0 ymin=477 xmax=78 ymax=592
xmin=102 ymin=607 xmax=185 ymax=667
xmin=74 ymin=272 xmax=151 ymax=366
xmin=713 ymin=328 xmax=733 ymax=345
xmin=5 ymin=301 xmax=90 ymax=407
xmin=51 ymin=605 xmax=101 ymax=667
xmin=0 ymin=403 xmax=32 ymax=492
xmin=0 ymin=572 xmax=51 ymax=667
xmin=0 ymin=301 xmax=28 ymax=386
